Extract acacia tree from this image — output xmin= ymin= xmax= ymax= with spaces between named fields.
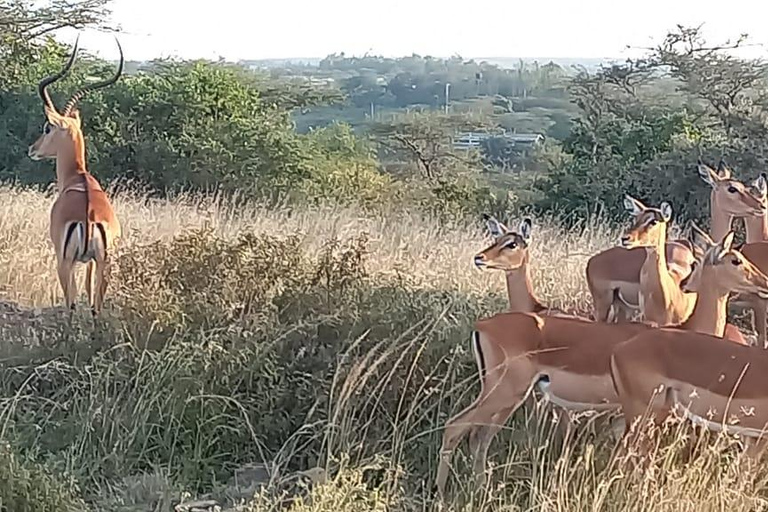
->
xmin=0 ymin=0 xmax=114 ymax=87
xmin=0 ymin=0 xmax=112 ymax=41
xmin=370 ymin=111 xmax=492 ymax=182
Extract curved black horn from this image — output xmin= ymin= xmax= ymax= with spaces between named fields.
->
xmin=62 ymin=37 xmax=124 ymax=117
xmin=38 ymin=34 xmax=80 ymax=112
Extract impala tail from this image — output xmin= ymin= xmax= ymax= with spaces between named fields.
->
xmin=471 ymin=330 xmax=487 ymax=388
xmin=62 ymin=219 xmax=106 ymax=263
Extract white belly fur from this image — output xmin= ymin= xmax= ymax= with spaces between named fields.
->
xmin=537 ymin=379 xmax=618 ymax=412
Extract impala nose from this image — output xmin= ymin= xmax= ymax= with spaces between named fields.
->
xmin=620 ymin=235 xmax=631 ymax=247
xmin=474 ymin=255 xmax=485 ymax=268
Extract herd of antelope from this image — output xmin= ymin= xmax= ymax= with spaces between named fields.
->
xmin=23 ymin=34 xmax=768 ymax=499
xmin=435 ymin=163 xmax=768 ymax=496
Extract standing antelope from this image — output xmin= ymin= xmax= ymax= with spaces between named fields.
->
xmin=727 ymin=171 xmax=768 ymax=346
xmin=610 ymin=232 xmax=768 ymax=456
xmin=744 ymin=171 xmax=768 ymax=242
xmin=475 ymin=215 xmax=569 ymax=316
xmin=586 ymin=209 xmax=694 ymax=324
xmin=698 ymin=161 xmax=767 ymax=242
xmin=622 ymin=196 xmax=696 ymax=326
xmin=434 ymin=229 xmax=763 ymax=498
xmin=27 ymin=36 xmax=123 ymax=315
xmin=586 ymin=162 xmax=765 ymax=323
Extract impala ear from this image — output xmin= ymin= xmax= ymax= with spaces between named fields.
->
xmin=518 ymin=218 xmax=532 ymax=243
xmin=719 ymin=231 xmax=735 ymax=257
xmin=688 ymin=220 xmax=714 ymax=256
xmin=697 ymin=161 xmax=720 ymax=188
xmin=623 ymin=195 xmax=646 ymax=216
xmin=660 ymin=202 xmax=673 ymax=222
xmin=717 ymin=159 xmax=731 ymax=179
xmin=482 ymin=213 xmax=508 ymax=238
xmin=753 ymin=173 xmax=767 ymax=197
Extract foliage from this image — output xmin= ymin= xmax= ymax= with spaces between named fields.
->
xmin=298 ymin=122 xmax=398 ymax=207
xmin=370 ymin=111 xmax=490 ymax=182
xmin=311 ymin=54 xmax=568 ymax=109
xmin=0 ymin=0 xmax=111 ymax=41
xmin=533 ymin=25 xmax=768 ymax=225
xmin=0 ymin=39 xmax=397 ymax=208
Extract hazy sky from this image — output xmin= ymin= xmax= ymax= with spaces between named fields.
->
xmin=58 ymin=0 xmax=768 ymax=62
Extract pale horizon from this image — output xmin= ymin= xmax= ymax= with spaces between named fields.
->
xmin=53 ymin=0 xmax=768 ymax=64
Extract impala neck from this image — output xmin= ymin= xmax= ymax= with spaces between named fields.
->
xmin=744 ymin=213 xmax=768 ymax=243
xmin=710 ymin=192 xmax=733 ymax=242
xmin=55 ymin=129 xmax=88 ymax=191
xmin=679 ymin=280 xmax=728 ymax=337
xmin=505 ymin=256 xmax=545 ymax=313
xmin=641 ymin=224 xmax=673 ymax=310
xmin=648 ymin=223 xmax=670 ymax=275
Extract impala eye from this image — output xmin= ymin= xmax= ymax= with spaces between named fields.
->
xmin=43 ymin=123 xmax=51 ymax=134
xmin=504 ymin=241 xmax=517 ymax=250
xmin=728 ymin=186 xmax=738 ymax=193
xmin=732 ymin=258 xmax=742 ymax=266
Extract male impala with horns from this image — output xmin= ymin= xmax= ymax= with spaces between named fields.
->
xmin=28 ymin=35 xmax=124 ymax=315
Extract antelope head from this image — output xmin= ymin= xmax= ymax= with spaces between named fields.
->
xmin=620 ymin=195 xmax=672 ymax=248
xmin=474 ymin=215 xmax=533 ymax=271
xmin=697 ymin=160 xmax=766 ymax=218
xmin=682 ymin=229 xmax=768 ymax=299
xmin=28 ymin=35 xmax=124 ymax=162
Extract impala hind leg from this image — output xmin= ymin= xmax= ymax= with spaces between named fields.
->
xmin=90 ymin=228 xmax=110 ymax=316
xmin=435 ymin=370 xmax=536 ymax=500
xmin=56 ymin=258 xmax=78 ymax=310
xmin=85 ymin=260 xmax=96 ymax=311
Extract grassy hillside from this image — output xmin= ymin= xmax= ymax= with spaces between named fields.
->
xmin=0 ymin=185 xmax=765 ymax=511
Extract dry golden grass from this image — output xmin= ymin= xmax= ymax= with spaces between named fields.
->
xmin=1 ymin=183 xmax=766 ymax=512
xmin=0 ymin=184 xmax=616 ymax=313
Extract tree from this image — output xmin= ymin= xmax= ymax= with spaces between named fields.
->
xmin=0 ymin=0 xmax=113 ymax=42
xmin=369 ymin=111 xmax=492 ymax=182
xmin=533 ymin=25 xmax=765 ymax=223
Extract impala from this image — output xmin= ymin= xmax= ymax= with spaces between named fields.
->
xmin=434 ymin=229 xmax=762 ymax=498
xmin=28 ymin=35 xmax=123 ymax=315
xmin=475 ymin=215 xmax=569 ymax=316
xmin=586 ymin=162 xmax=765 ymax=323
xmin=698 ymin=161 xmax=766 ymax=242
xmin=610 ymin=231 xmax=768 ymax=455
xmin=744 ymin=171 xmax=768 ymax=242
xmin=728 ymin=172 xmax=768 ymax=346
xmin=622 ymin=196 xmax=696 ymax=326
